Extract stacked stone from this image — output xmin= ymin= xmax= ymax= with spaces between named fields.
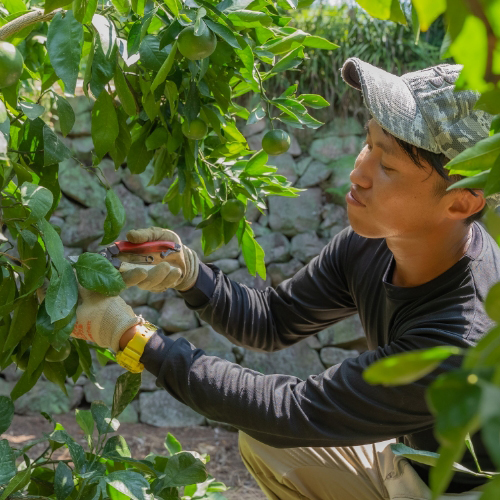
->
xmin=0 ymin=97 xmax=369 ymax=426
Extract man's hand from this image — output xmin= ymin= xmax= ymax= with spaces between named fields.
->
xmin=120 ymin=227 xmax=199 ymax=293
xmin=71 ymin=286 xmax=140 ymax=352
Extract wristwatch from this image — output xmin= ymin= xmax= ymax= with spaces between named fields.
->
xmin=116 ymin=318 xmax=158 ymax=373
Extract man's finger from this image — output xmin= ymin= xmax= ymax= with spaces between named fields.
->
xmin=136 ymin=262 xmax=172 ymax=290
xmin=120 ymin=263 xmax=149 ymax=286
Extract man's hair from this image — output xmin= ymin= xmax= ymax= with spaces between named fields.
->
xmin=381 ymin=129 xmax=485 ymax=226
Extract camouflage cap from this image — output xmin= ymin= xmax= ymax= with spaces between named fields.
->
xmin=341 ymin=57 xmax=500 ymax=209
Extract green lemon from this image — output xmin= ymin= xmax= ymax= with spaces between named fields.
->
xmin=0 ymin=41 xmax=24 ymax=89
xmin=262 ymin=130 xmax=291 ymax=156
xmin=45 ymin=341 xmax=72 ymax=363
xmin=182 ymin=118 xmax=208 ymax=140
xmin=177 ymin=26 xmax=217 ymax=61
xmin=221 ymin=199 xmax=245 ymax=222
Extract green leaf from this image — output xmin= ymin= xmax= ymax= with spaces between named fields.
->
xmin=103 ymin=435 xmax=131 ymax=458
xmin=302 ymin=35 xmax=339 ymax=50
xmin=54 ymin=95 xmax=76 ymax=137
xmin=151 ymin=42 xmax=177 ymax=93
xmin=75 ymin=408 xmax=94 ymax=438
xmin=299 ymin=94 xmax=329 ymax=109
xmin=2 ymin=0 xmax=25 ymax=15
xmin=204 ymin=19 xmax=241 ymax=49
xmin=105 ymin=471 xmax=150 ymax=500
xmin=480 ymin=475 xmax=500 ymax=500
xmin=45 ymin=260 xmax=79 ymax=323
xmin=0 ymin=440 xmax=16 ymax=486
xmin=4 ymin=294 xmax=38 ymax=353
xmin=411 ymin=0 xmax=446 ymax=31
xmin=227 ymin=10 xmax=272 ymax=28
xmin=46 ymin=11 xmax=83 ymax=95
xmin=73 ymin=0 xmax=98 ymax=23
xmin=446 ymin=134 xmax=500 ymax=173
xmin=91 ymin=401 xmax=120 ymax=435
xmin=0 ymin=397 xmax=14 ymax=434
xmin=245 ymin=150 xmax=268 ymax=174
xmin=74 ymin=252 xmax=126 ymax=296
xmin=239 ymin=222 xmax=265 ymax=279
xmin=38 ymin=218 xmax=66 ymax=274
xmin=19 ymin=102 xmax=45 ymax=120
xmin=45 ymin=0 xmax=72 ymax=13
xmin=485 ymin=283 xmax=500 ymax=322
xmin=270 ymin=46 xmax=303 ymax=74
xmin=92 ymin=89 xmax=119 ymax=159
xmin=447 ymin=170 xmax=490 ymax=191
xmin=484 ymin=156 xmax=500 ymax=197
xmin=111 ymin=0 xmax=130 ymax=16
xmin=139 ymin=35 xmax=170 ymax=71
xmin=54 ymin=462 xmax=74 ymax=500
xmin=27 ymin=330 xmax=50 ymax=376
xmin=109 ymin=108 xmax=131 ymax=168
xmin=114 ymin=65 xmax=137 ymax=117
xmin=0 ymin=467 xmax=31 ymax=500
xmin=363 ymin=346 xmax=462 ymax=386
xmin=111 ymin=371 xmax=142 ymax=419
xmin=43 ymin=125 xmax=72 ymax=166
xmin=160 ymin=452 xmax=207 ymax=488
xmin=127 ymin=124 xmax=154 ymax=174
xmin=164 ymin=433 xmax=182 ymax=456
xmin=20 ymin=182 xmax=53 ymax=223
xmin=101 ymin=189 xmax=126 ymax=245
xmin=146 ymin=127 xmax=169 ymax=151
xmin=50 ymin=430 xmax=86 ymax=473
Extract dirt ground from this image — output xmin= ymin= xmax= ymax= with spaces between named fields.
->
xmin=2 ymin=414 xmax=266 ymax=500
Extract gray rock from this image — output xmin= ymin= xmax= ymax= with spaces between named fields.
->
xmin=245 ymin=203 xmax=263 ymax=222
xmin=227 ymin=267 xmax=272 ymax=291
xmin=258 ymin=214 xmax=269 ymax=228
xmin=241 ymin=341 xmax=324 ymax=380
xmin=175 ymin=226 xmax=203 ymax=257
xmin=267 ymin=258 xmax=304 ymax=287
xmin=14 ymin=381 xmax=74 ymax=415
xmin=0 ymin=378 xmax=14 ymax=396
xmin=256 ymin=232 xmax=290 ymax=264
xmin=246 ymin=130 xmax=266 ymax=152
xmin=60 ymin=207 xmax=105 ymax=247
xmin=114 ymin=184 xmax=149 ymax=236
xmin=64 ymin=246 xmax=82 ymax=259
xmin=320 ymin=347 xmax=359 ymax=368
xmin=68 ymin=96 xmax=94 ymax=115
xmin=242 ymin=119 xmax=266 ymax=137
xmin=141 ymin=370 xmax=158 ymax=391
xmin=122 ymin=162 xmax=174 ymax=204
xmin=70 ymin=110 xmax=92 ymax=136
xmin=58 ymin=158 xmax=106 ymax=209
xmin=268 ymin=188 xmax=322 ymax=236
xmin=147 ymin=289 xmax=176 ymax=310
xmin=158 ymin=297 xmax=199 ymax=332
xmin=252 ymin=223 xmax=271 ymax=237
xmin=290 ymin=232 xmax=325 ymax=263
xmin=267 ymin=154 xmax=298 ymax=185
xmin=317 ymin=116 xmax=364 ymax=138
xmin=52 ymin=196 xmax=79 ymax=218
xmin=139 ymin=391 xmax=205 ymax=427
xmin=120 ymin=287 xmax=151 ymax=307
xmin=49 ymin=216 xmax=65 ymax=228
xmin=99 ymin=159 xmax=124 ymax=186
xmin=148 ymin=203 xmax=187 ymax=229
xmin=71 ymin=386 xmax=85 ymax=409
xmin=329 ymin=154 xmax=357 ymax=190
xmin=296 ymin=160 xmax=332 ymax=188
xmin=212 ymin=258 xmax=240 ymax=274
xmin=133 ymin=306 xmax=160 ymax=325
xmin=2 ymin=364 xmax=22 ymax=382
xmin=70 ymin=136 xmax=95 ymax=162
xmin=171 ymin=325 xmax=236 ymax=361
xmin=309 ymin=136 xmax=361 ymax=163
xmin=317 ymin=315 xmax=366 ymax=348
xmin=321 ymin=203 xmax=348 ymax=230
xmin=288 ymin=133 xmax=302 ymax=157
xmin=295 ymin=156 xmax=313 ymax=176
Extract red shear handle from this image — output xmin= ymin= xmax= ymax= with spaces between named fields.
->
xmin=114 ymin=241 xmax=180 ymax=254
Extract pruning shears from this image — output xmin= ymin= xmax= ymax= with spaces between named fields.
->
xmin=96 ymin=240 xmax=182 ymax=270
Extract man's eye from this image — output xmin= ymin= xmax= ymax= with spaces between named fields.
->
xmin=380 ymin=163 xmax=392 ymax=171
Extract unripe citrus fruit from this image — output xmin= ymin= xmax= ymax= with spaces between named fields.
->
xmin=177 ymin=26 xmax=217 ymax=61
xmin=262 ymin=130 xmax=291 ymax=156
xmin=182 ymin=118 xmax=208 ymax=140
xmin=0 ymin=41 xmax=24 ymax=89
xmin=45 ymin=341 xmax=71 ymax=363
xmin=221 ymin=199 xmax=245 ymax=222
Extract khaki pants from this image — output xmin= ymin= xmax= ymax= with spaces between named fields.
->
xmin=238 ymin=432 xmax=485 ymax=500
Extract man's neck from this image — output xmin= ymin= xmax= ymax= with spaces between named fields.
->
xmin=387 ymin=224 xmax=473 ymax=288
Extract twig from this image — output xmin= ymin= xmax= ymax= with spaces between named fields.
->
xmin=0 ymin=9 xmax=62 ymax=40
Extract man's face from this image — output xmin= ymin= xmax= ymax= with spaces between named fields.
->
xmin=347 ymin=119 xmax=450 ymax=239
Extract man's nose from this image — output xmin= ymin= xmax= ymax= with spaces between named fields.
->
xmin=349 ymin=149 xmax=372 ymax=188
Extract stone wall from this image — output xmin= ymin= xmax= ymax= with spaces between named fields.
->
xmin=1 ymin=97 xmax=369 ymax=427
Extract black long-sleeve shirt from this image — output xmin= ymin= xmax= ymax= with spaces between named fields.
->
xmin=141 ymin=221 xmax=500 ymax=491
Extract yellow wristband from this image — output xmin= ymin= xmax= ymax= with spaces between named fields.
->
xmin=116 ymin=319 xmax=157 ymax=373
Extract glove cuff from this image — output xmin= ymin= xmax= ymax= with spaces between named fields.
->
xmin=177 ymin=245 xmax=200 ymax=292
xmin=100 ymin=301 xmax=141 ymax=353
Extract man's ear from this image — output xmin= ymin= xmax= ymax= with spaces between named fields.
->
xmin=447 ymin=189 xmax=486 ymax=220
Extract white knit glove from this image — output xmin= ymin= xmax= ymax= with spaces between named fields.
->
xmin=71 ymin=286 xmax=140 ymax=352
xmin=120 ymin=227 xmax=199 ymax=293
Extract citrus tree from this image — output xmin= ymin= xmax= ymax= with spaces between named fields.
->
xmin=0 ymin=0 xmax=335 ymax=495
xmin=355 ymin=1 xmax=500 ymax=498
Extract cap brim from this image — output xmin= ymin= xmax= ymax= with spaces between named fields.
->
xmin=341 ymin=57 xmax=439 ymax=154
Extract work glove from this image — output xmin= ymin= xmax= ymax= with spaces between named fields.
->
xmin=119 ymin=227 xmax=199 ymax=293
xmin=71 ymin=285 xmax=140 ymax=352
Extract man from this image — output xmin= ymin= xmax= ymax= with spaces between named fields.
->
xmin=72 ymin=58 xmax=500 ymax=499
